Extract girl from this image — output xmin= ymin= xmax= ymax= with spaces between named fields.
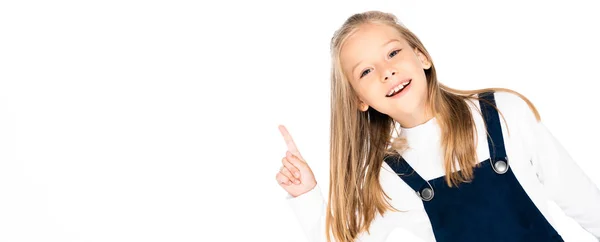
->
xmin=275 ymin=10 xmax=600 ymax=242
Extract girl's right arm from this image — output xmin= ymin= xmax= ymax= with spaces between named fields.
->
xmin=276 ymin=125 xmax=327 ymax=241
xmin=277 ymin=125 xmax=398 ymax=242
xmin=285 ymin=183 xmax=398 ymax=242
xmin=285 ymin=184 xmax=332 ymax=242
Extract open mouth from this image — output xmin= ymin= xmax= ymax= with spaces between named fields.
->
xmin=386 ymin=79 xmax=411 ymax=97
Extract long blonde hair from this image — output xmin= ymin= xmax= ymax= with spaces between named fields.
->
xmin=326 ymin=10 xmax=541 ymax=242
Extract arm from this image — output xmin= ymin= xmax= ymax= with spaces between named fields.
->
xmin=520 ymin=99 xmax=600 ymax=239
xmin=286 ymin=184 xmax=397 ymax=242
xmin=286 ymin=184 xmax=331 ymax=242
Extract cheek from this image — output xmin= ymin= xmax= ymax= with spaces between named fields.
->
xmin=349 ymin=83 xmax=371 ymax=103
xmin=397 ymin=56 xmax=428 ymax=82
xmin=363 ymin=87 xmax=386 ymax=105
xmin=350 ymin=84 xmax=374 ymax=104
xmin=412 ymin=75 xmax=430 ymax=101
xmin=402 ymin=56 xmax=422 ymax=71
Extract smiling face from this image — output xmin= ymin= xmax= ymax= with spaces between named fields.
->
xmin=340 ymin=23 xmax=432 ymax=126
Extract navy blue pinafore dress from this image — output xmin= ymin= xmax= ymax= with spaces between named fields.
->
xmin=384 ymin=91 xmax=563 ymax=242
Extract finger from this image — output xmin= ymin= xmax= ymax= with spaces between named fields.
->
xmin=276 ymin=172 xmax=291 ymax=185
xmin=280 ymin=165 xmax=300 ymax=185
xmin=278 ymin=125 xmax=304 ymax=160
xmin=286 ymin=151 xmax=306 ymax=167
xmin=282 ymin=157 xmax=301 ymax=179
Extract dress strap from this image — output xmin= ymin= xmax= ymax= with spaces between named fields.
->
xmin=384 ymin=91 xmax=510 ymax=200
xmin=478 ymin=91 xmax=510 ymax=174
xmin=384 ymin=155 xmax=434 ymax=201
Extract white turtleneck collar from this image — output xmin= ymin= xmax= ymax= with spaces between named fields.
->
xmin=395 ymin=116 xmax=440 ymax=149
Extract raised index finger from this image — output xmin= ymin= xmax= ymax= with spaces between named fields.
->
xmin=278 ymin=125 xmax=304 ymax=160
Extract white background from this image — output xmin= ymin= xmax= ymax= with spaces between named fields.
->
xmin=0 ymin=0 xmax=599 ymax=241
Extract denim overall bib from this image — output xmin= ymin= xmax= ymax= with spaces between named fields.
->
xmin=384 ymin=91 xmax=563 ymax=242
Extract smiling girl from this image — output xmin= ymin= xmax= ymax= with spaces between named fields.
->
xmin=276 ymin=10 xmax=600 ymax=242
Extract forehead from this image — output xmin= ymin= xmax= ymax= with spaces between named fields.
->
xmin=340 ymin=23 xmax=406 ymax=69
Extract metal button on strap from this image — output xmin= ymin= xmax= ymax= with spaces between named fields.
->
xmin=492 ymin=158 xmax=509 ymax=174
xmin=418 ymin=187 xmax=434 ymax=201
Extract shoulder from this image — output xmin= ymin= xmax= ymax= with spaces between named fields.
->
xmin=379 ymin=161 xmax=423 ymax=211
xmin=489 ymin=90 xmax=529 ymax=113
xmin=482 ymin=90 xmax=541 ymax=125
xmin=477 ymin=90 xmax=543 ymax=145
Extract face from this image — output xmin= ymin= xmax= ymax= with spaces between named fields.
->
xmin=340 ymin=23 xmax=432 ymax=122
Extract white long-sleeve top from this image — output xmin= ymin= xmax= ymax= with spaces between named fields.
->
xmin=285 ymin=91 xmax=600 ymax=242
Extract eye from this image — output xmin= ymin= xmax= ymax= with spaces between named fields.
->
xmin=389 ymin=49 xmax=401 ymax=58
xmin=360 ymin=69 xmax=371 ymax=78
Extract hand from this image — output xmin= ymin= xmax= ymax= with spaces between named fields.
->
xmin=276 ymin=125 xmax=317 ymax=198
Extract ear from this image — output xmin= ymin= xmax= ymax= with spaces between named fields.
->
xmin=415 ymin=48 xmax=432 ymax=70
xmin=358 ymin=100 xmax=369 ymax=112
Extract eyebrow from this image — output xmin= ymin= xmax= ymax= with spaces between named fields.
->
xmin=351 ymin=39 xmax=401 ymax=76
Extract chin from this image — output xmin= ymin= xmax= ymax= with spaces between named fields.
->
xmin=392 ymin=90 xmax=425 ymax=113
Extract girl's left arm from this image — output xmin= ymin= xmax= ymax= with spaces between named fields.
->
xmin=522 ymin=103 xmax=600 ymax=240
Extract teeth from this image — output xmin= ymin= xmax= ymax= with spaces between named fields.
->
xmin=387 ymin=81 xmax=409 ymax=97
xmin=387 ymin=89 xmax=395 ymax=96
xmin=395 ymin=85 xmax=403 ymax=92
xmin=389 ymin=85 xmax=401 ymax=96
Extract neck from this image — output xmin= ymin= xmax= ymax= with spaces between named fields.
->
xmin=391 ymin=102 xmax=434 ymax=129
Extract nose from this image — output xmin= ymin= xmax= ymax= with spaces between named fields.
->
xmin=383 ymin=70 xmax=396 ymax=82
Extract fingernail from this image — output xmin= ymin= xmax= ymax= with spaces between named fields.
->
xmin=294 ymin=171 xmax=300 ymax=178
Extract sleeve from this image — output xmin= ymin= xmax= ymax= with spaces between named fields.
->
xmin=286 ymin=184 xmax=332 ymax=242
xmin=285 ymin=184 xmax=397 ymax=242
xmin=520 ymin=98 xmax=600 ymax=240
